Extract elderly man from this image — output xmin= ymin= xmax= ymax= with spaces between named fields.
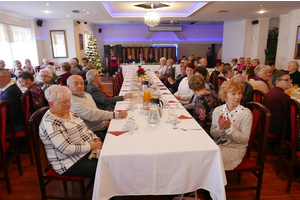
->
xmin=199 ymin=58 xmax=208 ymax=68
xmin=85 ymin=69 xmax=132 ymax=111
xmin=125 ymin=55 xmax=134 ymax=64
xmin=136 ymin=53 xmax=144 ymax=64
xmin=0 ymin=60 xmax=6 ymax=69
xmin=147 ymin=54 xmax=156 ymax=63
xmin=70 ymin=58 xmax=81 ymax=75
xmin=67 ymin=75 xmax=128 ymax=141
xmin=72 ymin=57 xmax=83 ymax=71
xmin=156 ymin=57 xmax=167 ymax=77
xmin=288 ymin=61 xmax=300 ymax=85
xmin=0 ymin=69 xmax=24 ymax=135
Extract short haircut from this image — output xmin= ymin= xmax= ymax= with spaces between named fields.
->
xmin=180 ymin=64 xmax=186 ymax=69
xmin=254 ymin=65 xmax=271 ymax=76
xmin=72 ymin=57 xmax=79 ymax=64
xmin=86 ymin=69 xmax=98 ymax=84
xmin=266 ymin=60 xmax=274 ymax=66
xmin=188 ymin=75 xmax=206 ymax=91
xmin=0 ymin=68 xmax=10 ymax=77
xmin=160 ymin=57 xmax=166 ymax=62
xmin=221 ymin=63 xmax=232 ymax=75
xmin=271 ymin=70 xmax=289 ymax=86
xmin=219 ymin=80 xmax=245 ymax=102
xmin=191 ymin=58 xmax=196 ymax=64
xmin=14 ymin=60 xmax=20 ymax=67
xmin=194 ymin=66 xmax=208 ymax=77
xmin=185 ymin=63 xmax=195 ymax=70
xmin=42 ymin=58 xmax=48 ymax=63
xmin=45 ymin=85 xmax=71 ymax=103
xmin=19 ymin=71 xmax=34 ymax=81
xmin=252 ymin=58 xmax=260 ymax=65
xmin=167 ymin=58 xmax=174 ymax=65
xmin=40 ymin=68 xmax=53 ymax=78
xmin=289 ymin=61 xmax=299 ymax=70
xmin=231 ymin=58 xmax=238 ymax=63
xmin=239 ymin=57 xmax=245 ymax=61
xmin=182 ymin=55 xmax=186 ymax=59
xmin=61 ymin=62 xmax=71 ymax=72
xmin=82 ymin=57 xmax=89 ymax=63
xmin=216 ymin=62 xmax=224 ymax=68
xmin=46 ymin=65 xmax=56 ymax=75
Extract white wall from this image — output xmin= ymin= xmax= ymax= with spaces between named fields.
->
xmin=276 ymin=9 xmax=300 ymax=70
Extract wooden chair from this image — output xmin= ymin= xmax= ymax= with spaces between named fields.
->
xmin=253 ymin=89 xmax=268 ymax=106
xmin=210 ymin=72 xmax=218 ymax=92
xmin=164 ymin=73 xmax=170 ymax=88
xmin=5 ymin=91 xmax=34 ymax=165
xmin=118 ymin=67 xmax=124 ymax=81
xmin=115 ymin=72 xmax=121 ymax=92
xmin=55 ymin=77 xmax=65 ymax=86
xmin=112 ymin=75 xmax=120 ymax=96
xmin=217 ymin=76 xmax=227 ymax=92
xmin=29 ymin=107 xmax=93 ymax=200
xmin=116 ymin=71 xmax=123 ymax=87
xmin=276 ymin=98 xmax=300 ymax=194
xmin=0 ymin=100 xmax=23 ymax=194
xmin=225 ymin=102 xmax=271 ymax=200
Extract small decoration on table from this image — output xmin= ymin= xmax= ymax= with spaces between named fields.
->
xmin=137 ymin=67 xmax=145 ymax=77
xmin=247 ymin=66 xmax=256 ymax=79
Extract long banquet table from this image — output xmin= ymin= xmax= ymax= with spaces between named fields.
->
xmin=92 ymin=71 xmax=227 ymax=200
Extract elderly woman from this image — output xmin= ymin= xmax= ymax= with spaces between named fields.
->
xmin=23 ymin=59 xmax=35 ymax=74
xmin=219 ymin=64 xmax=235 ymax=80
xmin=40 ymin=85 xmax=102 ymax=178
xmin=249 ymin=64 xmax=273 ymax=94
xmin=159 ymin=58 xmax=175 ymax=82
xmin=237 ymin=57 xmax=251 ymax=74
xmin=10 ymin=60 xmax=24 ymax=78
xmin=156 ymin=57 xmax=167 ymax=77
xmin=188 ymin=75 xmax=220 ymax=132
xmin=210 ymin=80 xmax=253 ymax=170
xmin=58 ymin=62 xmax=73 ymax=85
xmin=266 ymin=70 xmax=292 ymax=138
xmin=47 ymin=65 xmax=58 ymax=83
xmin=38 ymin=68 xmax=53 ymax=92
xmin=231 ymin=58 xmax=238 ymax=70
xmin=168 ymin=64 xmax=187 ymax=94
xmin=41 ymin=58 xmax=48 ymax=69
xmin=18 ymin=71 xmax=45 ymax=111
xmin=174 ymin=63 xmax=195 ymax=104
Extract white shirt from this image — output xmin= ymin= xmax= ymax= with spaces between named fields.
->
xmin=174 ymin=77 xmax=194 ymax=104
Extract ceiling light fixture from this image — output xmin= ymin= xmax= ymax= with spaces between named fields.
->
xmin=43 ymin=10 xmax=50 ymax=14
xmin=46 ymin=3 xmax=49 ymax=6
xmin=67 ymin=15 xmax=69 ymax=17
xmin=144 ymin=4 xmax=160 ymax=27
xmin=259 ymin=10 xmax=265 ymax=14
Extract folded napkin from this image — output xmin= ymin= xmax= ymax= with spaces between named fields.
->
xmin=162 ymin=92 xmax=171 ymax=95
xmin=88 ymin=149 xmax=101 ymax=160
xmin=158 ymin=85 xmax=165 ymax=87
xmin=115 ymin=110 xmax=128 ymax=112
xmin=178 ymin=115 xmax=193 ymax=119
xmin=160 ymin=88 xmax=167 ymax=90
xmin=168 ymin=100 xmax=177 ymax=103
xmin=121 ymin=90 xmax=130 ymax=92
xmin=108 ymin=131 xmax=128 ymax=136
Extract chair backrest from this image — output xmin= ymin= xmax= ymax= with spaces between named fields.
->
xmin=253 ymin=89 xmax=268 ymax=106
xmin=28 ymin=107 xmax=50 ymax=179
xmin=0 ymin=100 xmax=16 ymax=152
xmin=211 ymin=72 xmax=218 ymax=92
xmin=21 ymin=91 xmax=34 ymax=134
xmin=217 ymin=76 xmax=227 ymax=92
xmin=112 ymin=75 xmax=119 ymax=96
xmin=118 ymin=67 xmax=124 ymax=81
xmin=164 ymin=73 xmax=170 ymax=88
xmin=246 ymin=102 xmax=271 ymax=166
xmin=117 ymin=71 xmax=123 ymax=87
xmin=288 ymin=99 xmax=300 ymax=154
xmin=55 ymin=77 xmax=65 ymax=86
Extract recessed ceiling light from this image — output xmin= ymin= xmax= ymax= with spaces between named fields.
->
xmin=259 ymin=10 xmax=265 ymax=14
xmin=43 ymin=10 xmax=51 ymax=14
xmin=46 ymin=3 xmax=49 ymax=6
xmin=260 ymin=4 xmax=264 ymax=7
xmin=231 ymin=15 xmax=234 ymax=17
xmin=67 ymin=15 xmax=69 ymax=17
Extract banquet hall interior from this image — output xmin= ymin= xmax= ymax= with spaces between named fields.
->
xmin=2 ymin=1 xmax=300 ymax=200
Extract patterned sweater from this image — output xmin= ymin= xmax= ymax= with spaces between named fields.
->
xmin=39 ymin=110 xmax=98 ymax=175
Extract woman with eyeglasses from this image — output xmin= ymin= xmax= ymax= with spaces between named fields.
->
xmin=38 ymin=68 xmax=54 ymax=92
xmin=266 ymin=70 xmax=292 ymax=138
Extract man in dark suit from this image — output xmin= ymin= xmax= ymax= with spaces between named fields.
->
xmin=147 ymin=54 xmax=156 ymax=63
xmin=85 ymin=69 xmax=132 ymax=111
xmin=0 ymin=69 xmax=24 ymax=135
xmin=135 ymin=53 xmax=145 ymax=64
xmin=288 ymin=61 xmax=300 ymax=85
xmin=125 ymin=55 xmax=134 ymax=64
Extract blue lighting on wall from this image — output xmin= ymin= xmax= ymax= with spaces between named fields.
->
xmin=152 ymin=44 xmax=178 ymax=59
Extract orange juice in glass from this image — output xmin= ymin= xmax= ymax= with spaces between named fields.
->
xmin=286 ymin=89 xmax=292 ymax=96
xmin=143 ymin=91 xmax=152 ymax=102
xmin=294 ymin=84 xmax=299 ymax=89
xmin=141 ymin=76 xmax=146 ymax=83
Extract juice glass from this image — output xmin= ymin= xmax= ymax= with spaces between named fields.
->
xmin=286 ymin=89 xmax=292 ymax=96
xmin=143 ymin=91 xmax=152 ymax=102
xmin=294 ymin=84 xmax=298 ymax=89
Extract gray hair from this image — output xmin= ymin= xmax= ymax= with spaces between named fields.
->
xmin=46 ymin=65 xmax=56 ymax=75
xmin=42 ymin=58 xmax=48 ymax=63
xmin=40 ymin=68 xmax=53 ymax=78
xmin=289 ymin=61 xmax=299 ymax=70
xmin=254 ymin=65 xmax=271 ymax=75
xmin=160 ymin=57 xmax=166 ymax=62
xmin=45 ymin=85 xmax=71 ymax=103
xmin=86 ymin=69 xmax=98 ymax=84
xmin=14 ymin=60 xmax=20 ymax=67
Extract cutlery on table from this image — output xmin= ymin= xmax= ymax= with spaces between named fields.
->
xmin=180 ymin=128 xmax=202 ymax=131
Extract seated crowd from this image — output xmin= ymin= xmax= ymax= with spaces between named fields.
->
xmin=1 ymin=53 xmax=299 ymax=198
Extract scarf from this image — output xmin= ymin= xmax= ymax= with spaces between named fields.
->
xmin=253 ymin=75 xmax=270 ymax=89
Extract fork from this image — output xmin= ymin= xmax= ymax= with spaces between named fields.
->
xmin=180 ymin=128 xmax=202 ymax=131
xmin=173 ymin=124 xmax=178 ymax=129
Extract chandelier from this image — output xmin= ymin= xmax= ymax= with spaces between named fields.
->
xmin=144 ymin=11 xmax=160 ymax=27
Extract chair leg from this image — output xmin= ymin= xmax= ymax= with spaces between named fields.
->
xmin=80 ymin=180 xmax=86 ymax=200
xmin=13 ymin=140 xmax=23 ymax=176
xmin=237 ymin=173 xmax=241 ymax=184
xmin=286 ymin=159 xmax=295 ymax=194
xmin=63 ymin=181 xmax=68 ymax=191
xmin=1 ymin=153 xmax=12 ymax=195
xmin=27 ymin=134 xmax=34 ymax=165
xmin=255 ymin=171 xmax=264 ymax=200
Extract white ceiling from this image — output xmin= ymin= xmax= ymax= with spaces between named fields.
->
xmin=0 ymin=1 xmax=300 ymax=25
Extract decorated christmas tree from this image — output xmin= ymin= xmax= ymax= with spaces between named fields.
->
xmin=85 ymin=35 xmax=104 ymax=75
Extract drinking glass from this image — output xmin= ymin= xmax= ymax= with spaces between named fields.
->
xmin=294 ymin=84 xmax=298 ymax=90
xmin=143 ymin=91 xmax=152 ymax=102
xmin=286 ymin=89 xmax=292 ymax=96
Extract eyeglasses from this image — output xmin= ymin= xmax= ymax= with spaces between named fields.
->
xmin=0 ymin=76 xmax=6 ymax=79
xmin=277 ymin=78 xmax=292 ymax=82
xmin=56 ymin=100 xmax=70 ymax=105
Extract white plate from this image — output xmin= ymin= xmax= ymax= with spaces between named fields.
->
xmin=123 ymin=125 xmax=138 ymax=131
xmin=166 ymin=119 xmax=180 ymax=124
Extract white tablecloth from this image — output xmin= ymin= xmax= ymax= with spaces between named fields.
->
xmin=92 ymin=72 xmax=227 ymax=200
xmin=121 ymin=64 xmax=181 ymax=78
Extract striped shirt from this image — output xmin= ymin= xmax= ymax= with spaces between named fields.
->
xmin=39 ymin=110 xmax=99 ymax=175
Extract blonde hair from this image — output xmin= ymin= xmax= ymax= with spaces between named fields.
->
xmin=219 ymin=80 xmax=245 ymax=102
xmin=167 ymin=58 xmax=174 ymax=66
xmin=45 ymin=85 xmax=71 ymax=103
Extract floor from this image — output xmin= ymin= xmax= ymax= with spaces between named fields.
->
xmin=1 ymin=73 xmax=300 ymax=200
